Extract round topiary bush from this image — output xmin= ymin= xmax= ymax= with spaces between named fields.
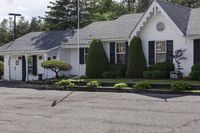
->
xmin=41 ymin=60 xmax=71 ymax=78
xmin=86 ymin=39 xmax=109 ymax=78
xmin=126 ymin=37 xmax=147 ymax=78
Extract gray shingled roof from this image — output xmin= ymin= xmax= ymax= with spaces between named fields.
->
xmin=157 ymin=0 xmax=191 ymax=35
xmin=187 ymin=8 xmax=200 ymax=36
xmin=0 ymin=31 xmax=72 ymax=52
xmin=64 ymin=13 xmax=143 ymax=45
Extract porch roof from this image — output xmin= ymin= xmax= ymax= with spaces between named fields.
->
xmin=0 ymin=30 xmax=72 ymax=52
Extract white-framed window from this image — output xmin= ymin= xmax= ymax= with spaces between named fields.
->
xmin=116 ymin=43 xmax=126 ymax=64
xmin=155 ymin=41 xmax=167 ymax=63
xmin=28 ymin=56 xmax=33 ymax=74
xmin=84 ymin=48 xmax=88 ymax=64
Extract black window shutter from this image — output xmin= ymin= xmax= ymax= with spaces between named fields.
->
xmin=32 ymin=55 xmax=37 ymax=76
xmin=194 ymin=39 xmax=200 ymax=64
xmin=110 ymin=42 xmax=115 ymax=64
xmin=125 ymin=42 xmax=129 ymax=64
xmin=22 ymin=56 xmax=26 ymax=81
xmin=79 ymin=48 xmax=85 ymax=64
xmin=149 ymin=41 xmax=155 ymax=65
xmin=167 ymin=40 xmax=173 ymax=64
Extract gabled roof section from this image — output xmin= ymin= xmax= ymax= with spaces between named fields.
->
xmin=187 ymin=8 xmax=200 ymax=36
xmin=64 ymin=13 xmax=143 ymax=45
xmin=0 ymin=31 xmax=72 ymax=52
xmin=156 ymin=0 xmax=191 ymax=35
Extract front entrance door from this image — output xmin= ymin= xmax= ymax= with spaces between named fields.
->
xmin=194 ymin=39 xmax=200 ymax=64
xmin=22 ymin=56 xmax=26 ymax=81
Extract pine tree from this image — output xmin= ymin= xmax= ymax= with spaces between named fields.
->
xmin=44 ymin=0 xmax=90 ymax=30
xmin=86 ymin=39 xmax=109 ymax=78
xmin=126 ymin=37 xmax=147 ymax=78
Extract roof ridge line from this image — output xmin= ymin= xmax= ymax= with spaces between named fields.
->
xmin=156 ymin=0 xmax=191 ymax=10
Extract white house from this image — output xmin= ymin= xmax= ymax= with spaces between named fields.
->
xmin=1 ymin=0 xmax=200 ymax=81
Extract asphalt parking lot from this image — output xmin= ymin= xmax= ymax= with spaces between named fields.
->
xmin=0 ymin=87 xmax=200 ymax=133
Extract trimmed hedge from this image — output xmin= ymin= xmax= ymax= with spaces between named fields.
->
xmin=86 ymin=39 xmax=109 ymax=78
xmin=143 ymin=63 xmax=174 ymax=79
xmin=102 ymin=64 xmax=126 ymax=78
xmin=190 ymin=63 xmax=200 ymax=80
xmin=126 ymin=37 xmax=147 ymax=78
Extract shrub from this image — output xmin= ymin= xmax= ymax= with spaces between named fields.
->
xmin=86 ymin=39 xmax=109 ymax=78
xmin=56 ymin=79 xmax=76 ymax=87
xmin=0 ymin=61 xmax=3 ymax=77
xmin=126 ymin=37 xmax=147 ymax=78
xmin=133 ymin=81 xmax=151 ymax=90
xmin=102 ymin=71 xmax=121 ymax=78
xmin=143 ymin=70 xmax=152 ymax=79
xmin=68 ymin=83 xmax=76 ymax=88
xmin=86 ymin=81 xmax=100 ymax=88
xmin=102 ymin=64 xmax=127 ymax=78
xmin=190 ymin=64 xmax=200 ymax=80
xmin=171 ymin=82 xmax=190 ymax=92
xmin=143 ymin=63 xmax=174 ymax=79
xmin=113 ymin=83 xmax=128 ymax=88
xmin=41 ymin=60 xmax=71 ymax=78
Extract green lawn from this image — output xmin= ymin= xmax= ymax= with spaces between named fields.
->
xmin=82 ymin=78 xmax=200 ymax=85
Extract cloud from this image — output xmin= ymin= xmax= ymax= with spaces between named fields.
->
xmin=0 ymin=0 xmax=53 ymax=22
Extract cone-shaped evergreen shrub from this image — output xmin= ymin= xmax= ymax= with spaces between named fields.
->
xmin=126 ymin=37 xmax=147 ymax=78
xmin=86 ymin=39 xmax=109 ymax=78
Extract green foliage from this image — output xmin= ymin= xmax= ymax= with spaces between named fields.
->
xmin=102 ymin=64 xmax=126 ymax=78
xmin=86 ymin=81 xmax=100 ymax=88
xmin=86 ymin=39 xmax=109 ymax=78
xmin=133 ymin=81 xmax=151 ymax=90
xmin=126 ymin=37 xmax=147 ymax=78
xmin=189 ymin=63 xmax=200 ymax=80
xmin=113 ymin=83 xmax=128 ymax=88
xmin=41 ymin=60 xmax=72 ymax=78
xmin=0 ymin=61 xmax=4 ymax=77
xmin=171 ymin=82 xmax=191 ymax=92
xmin=56 ymin=79 xmax=76 ymax=88
xmin=44 ymin=0 xmax=128 ymax=30
xmin=143 ymin=63 xmax=174 ymax=79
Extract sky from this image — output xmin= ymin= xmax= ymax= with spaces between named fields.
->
xmin=0 ymin=0 xmax=53 ymax=22
xmin=0 ymin=0 xmax=121 ymax=22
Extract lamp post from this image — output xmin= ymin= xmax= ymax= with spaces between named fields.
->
xmin=77 ymin=0 xmax=80 ymax=78
xmin=8 ymin=13 xmax=21 ymax=40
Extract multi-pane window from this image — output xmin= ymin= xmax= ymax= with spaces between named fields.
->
xmin=116 ymin=43 xmax=126 ymax=64
xmin=155 ymin=41 xmax=167 ymax=63
xmin=84 ymin=48 xmax=88 ymax=64
xmin=28 ymin=56 xmax=33 ymax=74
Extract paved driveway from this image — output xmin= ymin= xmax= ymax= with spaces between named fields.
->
xmin=0 ymin=87 xmax=200 ymax=133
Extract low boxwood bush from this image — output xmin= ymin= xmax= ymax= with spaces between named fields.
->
xmin=86 ymin=81 xmax=100 ymax=88
xmin=113 ymin=83 xmax=128 ymax=89
xmin=190 ymin=64 xmax=200 ymax=80
xmin=102 ymin=71 xmax=121 ymax=78
xmin=56 ymin=79 xmax=76 ymax=88
xmin=102 ymin=64 xmax=126 ymax=78
xmin=133 ymin=81 xmax=151 ymax=90
xmin=171 ymin=82 xmax=191 ymax=92
xmin=143 ymin=63 xmax=174 ymax=79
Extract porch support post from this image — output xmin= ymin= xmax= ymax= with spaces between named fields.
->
xmin=25 ymin=54 xmax=28 ymax=81
xmin=43 ymin=53 xmax=48 ymax=79
xmin=57 ymin=48 xmax=61 ymax=60
xmin=8 ymin=55 xmax=11 ymax=81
